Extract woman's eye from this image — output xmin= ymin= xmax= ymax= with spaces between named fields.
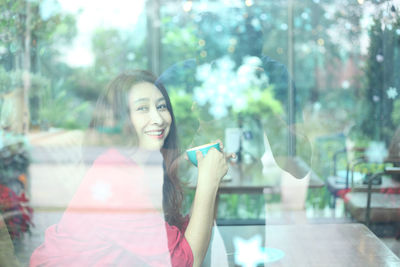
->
xmin=137 ymin=106 xmax=149 ymax=111
xmin=157 ymin=104 xmax=167 ymax=111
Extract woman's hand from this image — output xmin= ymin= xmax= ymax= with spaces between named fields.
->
xmin=185 ymin=139 xmax=230 ymax=267
xmin=196 ymin=140 xmax=229 ymax=189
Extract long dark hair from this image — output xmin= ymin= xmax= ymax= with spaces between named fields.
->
xmin=88 ymin=70 xmax=184 ymax=229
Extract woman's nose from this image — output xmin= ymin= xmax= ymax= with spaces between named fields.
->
xmin=149 ymin=107 xmax=163 ymax=124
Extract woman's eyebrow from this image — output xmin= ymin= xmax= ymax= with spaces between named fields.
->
xmin=133 ymin=98 xmax=149 ymax=103
xmin=133 ymin=97 xmax=165 ymax=104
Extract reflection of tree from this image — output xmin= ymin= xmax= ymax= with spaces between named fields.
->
xmin=168 ymin=90 xmax=199 ymax=150
xmin=67 ymin=27 xmax=147 ymax=102
xmin=0 ymin=0 xmax=77 ymax=131
xmin=0 ymin=0 xmax=77 ymax=71
xmin=161 ymin=1 xmax=364 ymax=117
xmin=358 ymin=15 xmax=400 ymax=144
xmin=193 ymin=56 xmax=281 ymax=119
xmin=161 ymin=17 xmax=199 ymax=74
xmin=92 ymin=28 xmax=147 ymax=80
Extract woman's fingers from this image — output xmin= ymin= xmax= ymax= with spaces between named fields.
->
xmin=196 ymin=150 xmax=204 ymax=162
xmin=212 ymin=139 xmax=224 ymax=151
xmin=210 ymin=140 xmax=236 ymax=161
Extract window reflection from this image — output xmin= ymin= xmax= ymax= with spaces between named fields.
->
xmin=0 ymin=0 xmax=399 ymax=266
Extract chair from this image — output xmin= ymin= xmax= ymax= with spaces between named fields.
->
xmin=326 ymin=147 xmax=366 ymax=208
xmin=344 ymin=167 xmax=400 ymax=237
xmin=327 ymin=126 xmax=400 ymax=209
xmin=343 ymin=128 xmax=400 ymax=236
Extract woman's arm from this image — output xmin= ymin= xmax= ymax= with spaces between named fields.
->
xmin=184 ymin=147 xmax=228 ymax=267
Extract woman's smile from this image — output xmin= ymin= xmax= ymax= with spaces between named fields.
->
xmin=145 ymin=128 xmax=166 ymax=139
xmin=129 ymin=82 xmax=172 ymax=150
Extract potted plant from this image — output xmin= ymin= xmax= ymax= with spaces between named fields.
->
xmin=0 ymin=130 xmax=32 ymax=239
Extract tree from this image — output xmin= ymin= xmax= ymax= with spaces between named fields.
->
xmin=0 ymin=0 xmax=77 ymax=132
xmin=359 ymin=15 xmax=400 ymax=143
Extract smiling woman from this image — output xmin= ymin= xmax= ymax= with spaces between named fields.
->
xmin=29 ymin=70 xmax=229 ymax=267
xmin=86 ymin=71 xmax=177 ymax=150
xmin=129 ymin=82 xmax=172 ymax=150
xmin=88 ymin=70 xmax=184 ymax=227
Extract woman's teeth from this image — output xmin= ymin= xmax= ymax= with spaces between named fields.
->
xmin=147 ymin=130 xmax=163 ymax=136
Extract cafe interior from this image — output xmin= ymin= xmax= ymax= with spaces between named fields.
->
xmin=1 ymin=0 xmax=400 ymax=266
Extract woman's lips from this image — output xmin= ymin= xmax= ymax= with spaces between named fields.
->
xmin=145 ymin=129 xmax=165 ymax=139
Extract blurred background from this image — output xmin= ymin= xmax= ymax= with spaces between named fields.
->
xmin=1 ymin=0 xmax=400 ymax=265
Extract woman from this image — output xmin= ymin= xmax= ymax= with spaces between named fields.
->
xmin=30 ymin=70 xmax=228 ymax=267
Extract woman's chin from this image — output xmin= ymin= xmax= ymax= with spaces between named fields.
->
xmin=139 ymin=139 xmax=165 ymax=151
xmin=138 ymin=144 xmax=163 ymax=152
xmin=131 ymin=147 xmax=164 ymax=164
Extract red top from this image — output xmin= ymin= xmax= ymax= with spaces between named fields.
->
xmin=30 ymin=149 xmax=193 ymax=267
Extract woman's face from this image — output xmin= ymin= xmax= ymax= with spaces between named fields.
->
xmin=129 ymin=82 xmax=172 ymax=150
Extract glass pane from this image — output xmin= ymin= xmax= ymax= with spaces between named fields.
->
xmin=1 ymin=0 xmax=399 ymax=266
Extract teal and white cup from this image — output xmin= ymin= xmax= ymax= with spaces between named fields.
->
xmin=186 ymin=142 xmax=221 ymax=167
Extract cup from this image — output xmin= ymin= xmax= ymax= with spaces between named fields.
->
xmin=186 ymin=142 xmax=221 ymax=167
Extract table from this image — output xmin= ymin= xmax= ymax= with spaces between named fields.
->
xmin=384 ymin=166 xmax=400 ymax=176
xmin=211 ymin=223 xmax=400 ymax=267
xmin=187 ymin=156 xmax=324 ymax=194
xmin=346 ymin=175 xmax=400 ymax=194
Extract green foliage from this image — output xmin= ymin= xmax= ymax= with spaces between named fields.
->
xmin=38 ymin=89 xmax=92 ymax=129
xmin=235 ymin=85 xmax=283 ymax=119
xmin=0 ymin=67 xmax=51 ymax=127
xmin=0 ymin=129 xmax=32 ymax=240
xmin=0 ymin=0 xmax=77 ymax=71
xmin=183 ymin=189 xmax=270 ymax=220
xmin=169 ymin=89 xmax=199 ymax=150
xmin=63 ymin=67 xmax=110 ymax=102
xmin=392 ymin=99 xmax=400 ymax=126
xmin=161 ymin=16 xmax=200 ymax=71
xmin=0 ymin=131 xmax=29 ymax=184
xmin=359 ymin=16 xmax=400 ymax=143
xmin=0 ymin=67 xmax=91 ymax=129
xmin=92 ymin=27 xmax=147 ymax=76
xmin=0 ymin=67 xmax=50 ymax=95
xmin=62 ymin=26 xmax=147 ymax=103
xmin=0 ymin=0 xmax=87 ymax=130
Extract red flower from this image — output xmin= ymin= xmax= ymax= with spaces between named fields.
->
xmin=0 ymin=184 xmax=33 ymax=239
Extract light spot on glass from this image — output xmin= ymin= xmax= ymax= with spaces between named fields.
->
xmin=245 ymin=0 xmax=253 ymax=7
xmin=182 ymin=1 xmax=193 ymax=12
